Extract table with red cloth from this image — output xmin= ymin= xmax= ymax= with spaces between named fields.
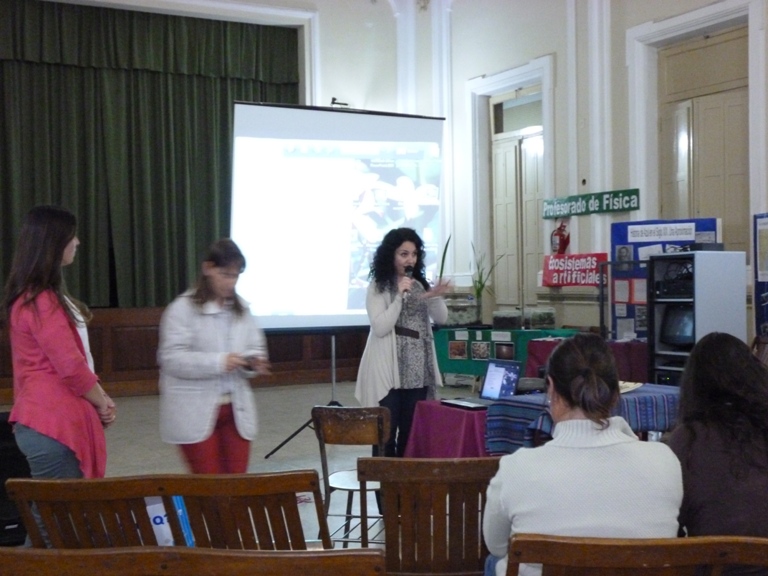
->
xmin=525 ymin=338 xmax=648 ymax=382
xmin=403 ymin=400 xmax=488 ymax=458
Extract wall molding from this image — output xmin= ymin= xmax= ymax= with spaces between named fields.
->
xmin=625 ymin=0 xmax=767 ymax=220
xmin=465 ymin=55 xmax=555 ymax=273
xmin=587 ymin=0 xmax=612 ymax=251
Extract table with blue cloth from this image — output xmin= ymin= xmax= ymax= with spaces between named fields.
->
xmin=484 ymin=384 xmax=680 ymax=455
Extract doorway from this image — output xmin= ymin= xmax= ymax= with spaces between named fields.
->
xmin=658 ymin=26 xmax=749 ymax=258
xmin=626 ymin=0 xmax=766 ymax=224
xmin=465 ymin=56 xmax=554 ymax=310
xmin=490 ymin=89 xmax=544 ymax=309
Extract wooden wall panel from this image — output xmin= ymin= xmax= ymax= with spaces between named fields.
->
xmin=0 ymin=308 xmax=368 ymax=404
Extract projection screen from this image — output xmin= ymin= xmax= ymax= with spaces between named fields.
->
xmin=230 ymin=103 xmax=445 ymax=331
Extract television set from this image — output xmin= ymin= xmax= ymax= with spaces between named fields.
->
xmin=659 ymin=304 xmax=695 ymax=348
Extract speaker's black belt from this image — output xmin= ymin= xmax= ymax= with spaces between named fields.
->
xmin=394 ymin=326 xmax=420 ymax=339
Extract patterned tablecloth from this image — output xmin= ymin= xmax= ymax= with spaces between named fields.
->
xmin=485 ymin=384 xmax=679 ymax=455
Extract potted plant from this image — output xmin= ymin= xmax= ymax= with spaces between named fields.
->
xmin=438 ymin=235 xmax=451 ymax=283
xmin=439 ymin=237 xmax=502 ymax=326
xmin=470 ymin=242 xmax=503 ymax=304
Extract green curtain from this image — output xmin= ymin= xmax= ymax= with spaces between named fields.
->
xmin=0 ymin=0 xmax=299 ymax=307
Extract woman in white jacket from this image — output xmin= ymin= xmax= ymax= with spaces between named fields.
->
xmin=158 ymin=239 xmax=269 ymax=474
xmin=355 ymin=227 xmax=449 ymax=457
xmin=482 ymin=333 xmax=682 ymax=576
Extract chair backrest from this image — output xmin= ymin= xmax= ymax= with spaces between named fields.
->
xmin=311 ymin=405 xmax=391 ymax=448
xmin=357 ymin=456 xmax=501 ymax=576
xmin=6 ymin=470 xmax=332 ymax=550
xmin=506 ymin=533 xmax=768 ymax=576
xmin=311 ymin=405 xmax=391 ymax=503
xmin=0 ymin=546 xmax=387 ymax=576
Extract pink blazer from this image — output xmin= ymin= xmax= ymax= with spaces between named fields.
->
xmin=8 ymin=290 xmax=106 ymax=478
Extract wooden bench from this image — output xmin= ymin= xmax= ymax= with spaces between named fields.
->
xmin=507 ymin=533 xmax=768 ymax=575
xmin=0 ymin=546 xmax=387 ymax=576
xmin=6 ymin=470 xmax=331 ymax=550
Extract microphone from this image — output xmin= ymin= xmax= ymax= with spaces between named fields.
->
xmin=404 ymin=266 xmax=414 ymax=300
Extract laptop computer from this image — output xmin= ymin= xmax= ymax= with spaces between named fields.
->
xmin=441 ymin=359 xmax=523 ymax=410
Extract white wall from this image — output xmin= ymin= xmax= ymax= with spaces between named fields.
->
xmin=313 ymin=0 xmax=397 ymax=111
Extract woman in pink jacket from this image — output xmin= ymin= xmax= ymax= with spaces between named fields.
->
xmin=1 ymin=206 xmax=116 ymax=489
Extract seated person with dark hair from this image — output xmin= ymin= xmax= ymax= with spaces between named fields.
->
xmin=482 ymin=333 xmax=682 ymax=576
xmin=666 ymin=332 xmax=768 ymax=576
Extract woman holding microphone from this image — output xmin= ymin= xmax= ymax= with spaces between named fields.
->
xmin=355 ymin=227 xmax=450 ymax=457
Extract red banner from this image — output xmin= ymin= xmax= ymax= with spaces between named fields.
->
xmin=542 ymin=253 xmax=607 ymax=287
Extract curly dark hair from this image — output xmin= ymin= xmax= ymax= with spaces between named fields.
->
xmin=677 ymin=332 xmax=768 ymax=467
xmin=545 ymin=333 xmax=619 ymax=428
xmin=369 ymin=228 xmax=429 ymax=293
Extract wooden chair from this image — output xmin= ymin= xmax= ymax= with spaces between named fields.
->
xmin=0 ymin=546 xmax=387 ymax=576
xmin=506 ymin=533 xmax=768 ymax=576
xmin=311 ymin=405 xmax=390 ymax=548
xmin=5 ymin=470 xmax=332 ymax=550
xmin=357 ymin=456 xmax=501 ymax=575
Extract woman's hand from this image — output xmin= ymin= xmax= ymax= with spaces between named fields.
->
xmin=247 ymin=356 xmax=272 ymax=376
xmin=397 ymin=275 xmax=415 ymax=296
xmin=85 ymin=383 xmax=117 ymax=427
xmin=98 ymin=394 xmax=117 ymax=428
xmin=225 ymin=353 xmax=250 ymax=372
xmin=427 ymin=278 xmax=452 ymax=298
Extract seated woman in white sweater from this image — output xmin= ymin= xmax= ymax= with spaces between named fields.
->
xmin=482 ymin=333 xmax=683 ymax=576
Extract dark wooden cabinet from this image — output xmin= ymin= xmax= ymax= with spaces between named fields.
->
xmin=0 ymin=308 xmax=368 ymax=403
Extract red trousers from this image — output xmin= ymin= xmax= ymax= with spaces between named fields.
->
xmin=179 ymin=403 xmax=250 ymax=474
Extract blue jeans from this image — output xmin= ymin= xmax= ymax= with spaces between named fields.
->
xmin=14 ymin=424 xmax=83 ymax=547
xmin=484 ymin=554 xmax=501 ymax=576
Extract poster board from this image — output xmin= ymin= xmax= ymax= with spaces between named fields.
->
xmin=609 ymin=218 xmax=722 ymax=340
xmin=754 ymin=213 xmax=768 ymax=336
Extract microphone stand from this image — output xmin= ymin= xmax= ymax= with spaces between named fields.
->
xmin=264 ymin=333 xmax=341 ymax=459
xmin=265 ymin=269 xmax=412 ymax=458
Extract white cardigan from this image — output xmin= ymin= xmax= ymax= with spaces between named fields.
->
xmin=355 ymin=281 xmax=448 ymax=407
xmin=157 ymin=291 xmax=268 ymax=444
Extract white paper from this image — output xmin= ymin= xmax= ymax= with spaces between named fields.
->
xmin=613 ymin=280 xmax=630 ymax=303
xmin=758 ymin=217 xmax=768 ymax=282
xmin=632 ymin=279 xmax=647 ymax=304
xmin=145 ymin=497 xmax=175 ymax=546
xmin=637 ymin=244 xmax=664 ymax=260
xmin=616 ymin=318 xmax=636 ymax=340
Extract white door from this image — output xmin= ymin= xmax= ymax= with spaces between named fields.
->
xmin=492 ymin=132 xmax=544 ymax=308
xmin=659 ymin=87 xmax=749 ymax=258
xmin=693 ymin=88 xmax=749 ymax=256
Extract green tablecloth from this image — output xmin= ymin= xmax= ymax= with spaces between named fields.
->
xmin=433 ymin=327 xmax=578 ymax=378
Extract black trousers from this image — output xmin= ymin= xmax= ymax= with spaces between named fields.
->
xmin=375 ymin=386 xmax=428 ymax=457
